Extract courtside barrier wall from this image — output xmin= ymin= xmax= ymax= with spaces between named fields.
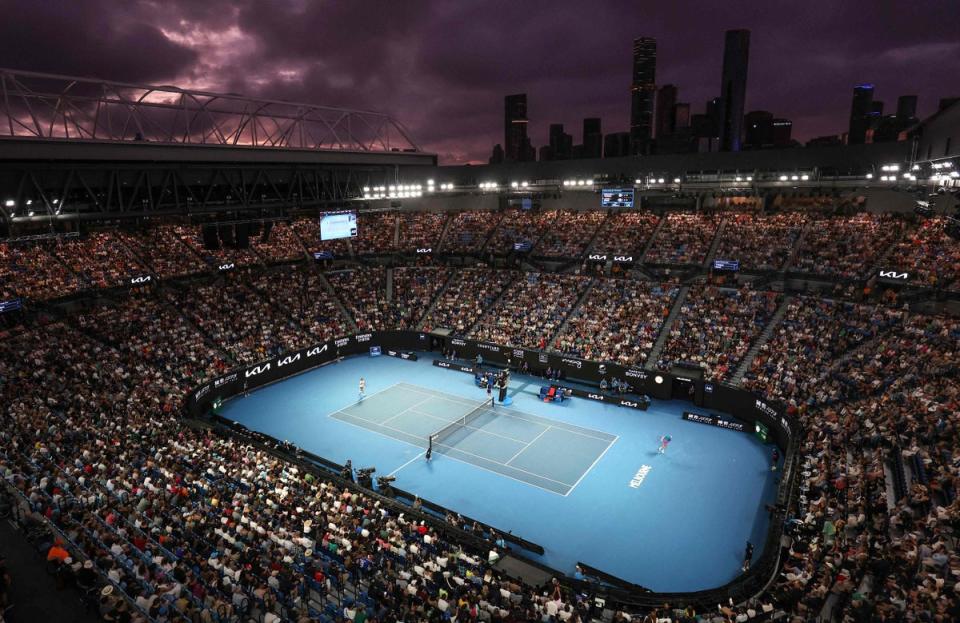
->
xmin=185 ymin=330 xmax=800 ymax=609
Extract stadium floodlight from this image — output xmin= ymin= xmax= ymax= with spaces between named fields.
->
xmin=746 ymin=176 xmax=753 ymax=181
xmin=912 ymin=165 xmax=920 ymax=171
xmin=673 ymin=178 xmax=681 ymax=183
xmin=53 ymin=198 xmax=59 ymax=204
xmin=866 ymin=173 xmax=873 ymax=179
xmin=511 ymin=181 xmax=519 ymax=188
xmin=577 ymin=180 xmax=586 ymax=186
xmin=25 ymin=199 xmax=32 ymax=205
xmin=635 ymin=178 xmax=642 ymax=184
xmin=951 ymin=171 xmax=959 ymax=178
xmin=657 ymin=178 xmax=665 ymax=184
xmin=28 ymin=211 xmax=34 ymax=217
xmin=521 ymin=181 xmax=528 ymax=188
xmin=363 ymin=186 xmax=370 ymax=192
xmin=791 ymin=175 xmax=799 ymax=181
xmin=735 ymin=176 xmax=742 ymax=182
xmin=4 ymin=199 xmax=13 ymax=207
xmin=491 ymin=183 xmax=498 ymax=189
xmin=779 ymin=175 xmax=788 ymax=181
xmin=427 ymin=179 xmax=434 ymax=185
xmin=389 ymin=185 xmax=395 ymax=191
xmin=801 ymin=174 xmax=809 ymax=181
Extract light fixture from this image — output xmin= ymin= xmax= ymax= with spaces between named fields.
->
xmin=521 ymin=181 xmax=528 ymax=188
xmin=654 ymin=375 xmax=664 ymax=384
xmin=4 ymin=199 xmax=13 ymax=207
xmin=511 ymin=181 xmax=519 ymax=188
xmin=673 ymin=178 xmax=681 ymax=183
xmin=779 ymin=175 xmax=788 ymax=181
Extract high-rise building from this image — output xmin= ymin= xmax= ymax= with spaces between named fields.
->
xmin=548 ymin=123 xmax=573 ymax=160
xmin=896 ymin=95 xmax=918 ymax=121
xmin=630 ymin=37 xmax=657 ymax=155
xmin=771 ymin=118 xmax=793 ymax=147
xmin=582 ymin=117 xmax=602 ymax=159
xmin=673 ymin=103 xmax=691 ymax=130
xmin=847 ymin=84 xmax=875 ymax=145
xmin=504 ymin=94 xmax=530 ymax=161
xmin=655 ymin=84 xmax=678 ymax=138
xmin=489 ymin=143 xmax=504 ymax=164
xmin=604 ymin=132 xmax=631 ymax=158
xmin=718 ymin=29 xmax=750 ymax=152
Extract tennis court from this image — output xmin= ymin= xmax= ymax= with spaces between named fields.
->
xmin=330 ymin=382 xmax=617 ymax=495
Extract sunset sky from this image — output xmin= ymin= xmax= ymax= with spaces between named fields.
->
xmin=1 ymin=0 xmax=957 ymax=163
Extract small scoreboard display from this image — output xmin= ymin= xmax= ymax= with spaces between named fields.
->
xmin=600 ymin=188 xmax=634 ymax=208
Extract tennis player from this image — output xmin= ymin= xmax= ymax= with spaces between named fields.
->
xmin=658 ymin=434 xmax=672 ymax=454
xmin=358 ymin=377 xmax=366 ymax=401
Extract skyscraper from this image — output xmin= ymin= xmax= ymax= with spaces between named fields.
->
xmin=655 ymin=84 xmax=678 ymax=139
xmin=504 ymin=94 xmax=529 ymax=161
xmin=896 ymin=95 xmax=917 ymax=121
xmin=718 ymin=29 xmax=750 ymax=152
xmin=582 ymin=117 xmax=602 ymax=159
xmin=630 ymin=37 xmax=657 ymax=155
xmin=847 ymin=84 xmax=874 ymax=145
xmin=548 ymin=123 xmax=573 ymax=160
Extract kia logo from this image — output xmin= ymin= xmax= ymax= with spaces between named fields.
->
xmin=277 ymin=354 xmax=301 ymax=367
xmin=245 ymin=363 xmax=271 ymax=378
xmin=306 ymin=344 xmax=329 ymax=357
xmin=878 ymin=270 xmax=908 ymax=280
xmin=218 ymin=263 xmax=235 ymax=271
xmin=130 ymin=275 xmax=152 ymax=284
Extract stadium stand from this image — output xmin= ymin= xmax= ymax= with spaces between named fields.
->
xmin=552 ymin=278 xmax=677 ymax=365
xmin=644 ymin=213 xmax=723 ymax=265
xmin=1 ymin=203 xmax=958 ymax=623
xmin=658 ymin=285 xmax=782 ymax=381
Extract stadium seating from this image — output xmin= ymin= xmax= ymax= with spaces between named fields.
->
xmin=1 ymin=205 xmax=958 ymax=623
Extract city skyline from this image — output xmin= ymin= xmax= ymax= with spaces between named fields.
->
xmin=0 ymin=0 xmax=957 ymax=164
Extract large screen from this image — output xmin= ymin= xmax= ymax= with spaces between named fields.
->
xmin=320 ymin=211 xmax=358 ymax=241
xmin=600 ymin=188 xmax=634 ymax=208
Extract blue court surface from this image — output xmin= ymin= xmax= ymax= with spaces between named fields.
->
xmin=220 ymin=353 xmax=779 ymax=592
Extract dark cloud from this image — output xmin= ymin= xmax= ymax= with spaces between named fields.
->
xmin=0 ymin=0 xmax=197 ymax=83
xmin=1 ymin=0 xmax=957 ymax=163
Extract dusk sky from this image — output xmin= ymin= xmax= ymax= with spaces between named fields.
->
xmin=1 ymin=0 xmax=958 ymax=164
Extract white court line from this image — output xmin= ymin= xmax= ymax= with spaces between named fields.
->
xmin=504 ymin=425 xmax=552 ymax=466
xmin=336 ymin=410 xmax=574 ymax=488
xmin=398 ymin=382 xmax=614 ymax=443
xmin=406 ymin=408 xmax=531 ymax=445
xmin=563 ymin=435 xmax=620 ymax=498
xmin=388 ymin=451 xmax=426 ymax=477
xmin=327 ymin=382 xmax=403 ymax=420
xmin=380 ymin=395 xmax=438 ymax=427
xmin=330 ymin=409 xmax=569 ymax=495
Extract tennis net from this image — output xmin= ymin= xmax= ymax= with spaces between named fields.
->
xmin=429 ymin=397 xmax=494 ymax=448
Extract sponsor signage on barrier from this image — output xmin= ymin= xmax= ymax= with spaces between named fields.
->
xmin=214 ymin=373 xmax=238 ymax=388
xmin=624 ymin=368 xmax=647 ymax=380
xmin=513 ymin=241 xmax=532 ymax=252
xmin=877 ymin=269 xmax=909 ymax=281
xmin=712 ymin=259 xmax=740 ymax=271
xmin=451 ymin=338 xmax=466 ymax=346
xmin=335 ymin=337 xmax=350 ymax=348
xmin=195 ymin=384 xmax=211 ymax=400
xmin=355 ymin=334 xmax=372 ymax=343
xmin=538 ymin=352 xmax=548 ymax=364
xmin=306 ymin=344 xmax=328 ymax=358
xmin=218 ymin=262 xmax=236 ymax=272
xmin=432 ymin=359 xmax=474 ymax=373
xmin=386 ymin=349 xmax=418 ymax=361
xmin=561 ymin=358 xmax=583 ymax=369
xmin=277 ymin=353 xmax=301 ymax=367
xmin=245 ymin=363 xmax=271 ymax=378
xmin=566 ymin=387 xmax=647 ymax=410
xmin=130 ymin=275 xmax=152 ymax=285
xmin=754 ymin=399 xmax=777 ymax=419
xmin=476 ymin=342 xmax=500 ymax=353
xmin=683 ymin=411 xmax=746 ymax=432
xmin=313 ymin=251 xmax=334 ymax=260
xmin=0 ymin=298 xmax=22 ymax=313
